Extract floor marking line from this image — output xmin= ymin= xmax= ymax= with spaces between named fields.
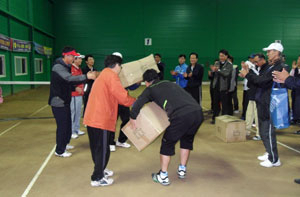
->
xmin=21 ymin=145 xmax=56 ymax=197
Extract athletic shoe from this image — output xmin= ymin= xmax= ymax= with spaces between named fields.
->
xmin=252 ymin=136 xmax=261 ymax=141
xmin=104 ymin=169 xmax=114 ymax=177
xmin=78 ymin=130 xmax=85 ymax=136
xmin=257 ymin=152 xmax=269 ymax=161
xmin=260 ymin=158 xmax=281 ymax=168
xmin=71 ymin=133 xmax=79 ymax=139
xmin=55 ymin=151 xmax=72 ymax=157
xmin=152 ymin=171 xmax=170 ymax=186
xmin=177 ymin=166 xmax=186 ymax=179
xmin=66 ymin=145 xmax=74 ymax=150
xmin=234 ymin=110 xmax=240 ymax=114
xmin=252 ymin=124 xmax=256 ymax=128
xmin=116 ymin=141 xmax=131 ymax=148
xmin=294 ymin=178 xmax=300 ymax=184
xmin=91 ymin=177 xmax=114 ymax=187
xmin=110 ymin=145 xmax=116 ymax=152
xmin=294 ymin=130 xmax=300 ymax=135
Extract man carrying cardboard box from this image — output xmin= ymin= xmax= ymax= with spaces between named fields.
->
xmin=130 ymin=69 xmax=203 ymax=186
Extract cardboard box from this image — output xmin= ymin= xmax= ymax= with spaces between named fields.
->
xmin=122 ymin=102 xmax=170 ymax=151
xmin=119 ymin=54 xmax=160 ymax=88
xmin=215 ymin=115 xmax=246 ymax=143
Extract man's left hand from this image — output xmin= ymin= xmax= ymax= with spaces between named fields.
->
xmin=272 ymin=69 xmax=289 ymax=83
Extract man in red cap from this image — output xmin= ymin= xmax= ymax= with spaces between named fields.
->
xmin=49 ymin=46 xmax=96 ymax=157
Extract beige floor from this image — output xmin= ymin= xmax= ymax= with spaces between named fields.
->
xmin=0 ymin=85 xmax=299 ymax=197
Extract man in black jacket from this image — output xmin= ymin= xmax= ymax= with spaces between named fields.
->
xmin=82 ymin=54 xmax=98 ymax=117
xmin=184 ymin=52 xmax=204 ymax=104
xmin=154 ymin=53 xmax=166 ymax=80
xmin=273 ymin=67 xmax=300 ymax=184
xmin=130 ymin=69 xmax=203 ymax=186
xmin=49 ymin=46 xmax=96 ymax=157
xmin=240 ymin=42 xmax=285 ymax=168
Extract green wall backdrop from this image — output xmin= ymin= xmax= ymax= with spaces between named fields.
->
xmin=0 ymin=0 xmax=54 ymax=96
xmin=1 ymin=0 xmax=300 ymax=96
xmin=53 ymin=0 xmax=300 ymax=81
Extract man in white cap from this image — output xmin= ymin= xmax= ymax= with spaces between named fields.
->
xmin=109 ymin=52 xmax=140 ymax=152
xmin=239 ymin=42 xmax=285 ymax=168
xmin=71 ymin=53 xmax=86 ymax=139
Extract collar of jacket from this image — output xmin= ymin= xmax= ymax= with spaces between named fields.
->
xmin=56 ymin=57 xmax=71 ymax=68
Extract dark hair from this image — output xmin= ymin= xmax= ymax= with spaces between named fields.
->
xmin=104 ymin=55 xmax=123 ymax=68
xmin=219 ymin=49 xmax=229 ymax=56
xmin=143 ymin=69 xmax=159 ymax=82
xmin=85 ymin=54 xmax=94 ymax=61
xmin=178 ymin=54 xmax=186 ymax=59
xmin=154 ymin=53 xmax=161 ymax=58
xmin=228 ymin=55 xmax=234 ymax=62
xmin=282 ymin=54 xmax=286 ymax=58
xmin=62 ymin=46 xmax=75 ymax=54
xmin=189 ymin=52 xmax=198 ymax=59
xmin=255 ymin=53 xmax=266 ymax=60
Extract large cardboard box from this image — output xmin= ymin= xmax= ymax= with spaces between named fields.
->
xmin=119 ymin=54 xmax=160 ymax=88
xmin=215 ymin=115 xmax=246 ymax=143
xmin=122 ymin=102 xmax=170 ymax=151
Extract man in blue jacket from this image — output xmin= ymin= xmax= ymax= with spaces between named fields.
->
xmin=170 ymin=54 xmax=188 ymax=88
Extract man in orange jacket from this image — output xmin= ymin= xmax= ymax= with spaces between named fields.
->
xmin=83 ymin=54 xmax=136 ymax=187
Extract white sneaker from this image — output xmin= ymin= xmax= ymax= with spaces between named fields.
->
xmin=104 ymin=169 xmax=114 ymax=177
xmin=116 ymin=141 xmax=131 ymax=148
xmin=71 ymin=133 xmax=79 ymax=139
xmin=91 ymin=177 xmax=114 ymax=187
xmin=110 ymin=145 xmax=116 ymax=152
xmin=257 ymin=152 xmax=269 ymax=161
xmin=78 ymin=130 xmax=85 ymax=136
xmin=234 ymin=110 xmax=240 ymax=114
xmin=55 ymin=151 xmax=72 ymax=157
xmin=66 ymin=145 xmax=74 ymax=150
xmin=260 ymin=159 xmax=281 ymax=168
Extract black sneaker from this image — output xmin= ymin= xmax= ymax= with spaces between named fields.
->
xmin=177 ymin=168 xmax=186 ymax=179
xmin=152 ymin=171 xmax=170 ymax=186
xmin=295 ymin=178 xmax=300 ymax=184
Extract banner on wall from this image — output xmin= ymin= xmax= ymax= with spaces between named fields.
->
xmin=33 ymin=42 xmax=53 ymax=57
xmin=12 ymin=38 xmax=31 ymax=52
xmin=0 ymin=34 xmax=12 ymax=51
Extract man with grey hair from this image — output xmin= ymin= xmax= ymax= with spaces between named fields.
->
xmin=239 ymin=42 xmax=285 ymax=168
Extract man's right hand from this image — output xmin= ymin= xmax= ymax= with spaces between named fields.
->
xmin=292 ymin=61 xmax=297 ymax=69
xmin=87 ymin=71 xmax=97 ymax=80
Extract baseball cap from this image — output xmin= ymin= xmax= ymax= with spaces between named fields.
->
xmin=112 ymin=52 xmax=123 ymax=59
xmin=75 ymin=53 xmax=85 ymax=59
xmin=263 ymin=43 xmax=284 ymax=52
xmin=62 ymin=50 xmax=80 ymax=56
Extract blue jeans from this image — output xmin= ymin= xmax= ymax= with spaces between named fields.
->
xmin=70 ymin=96 xmax=83 ymax=134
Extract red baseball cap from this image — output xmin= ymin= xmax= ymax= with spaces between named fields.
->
xmin=62 ymin=50 xmax=80 ymax=56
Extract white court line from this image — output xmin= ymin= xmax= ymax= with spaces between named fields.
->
xmin=0 ymin=122 xmax=22 ymax=137
xmin=277 ymin=141 xmax=300 ymax=154
xmin=28 ymin=104 xmax=49 ymax=117
xmin=21 ymin=145 xmax=56 ymax=197
xmin=0 ymin=104 xmax=49 ymax=137
xmin=247 ymin=128 xmax=300 ymax=154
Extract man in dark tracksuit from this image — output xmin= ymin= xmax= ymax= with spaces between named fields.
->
xmin=184 ymin=52 xmax=204 ymax=104
xmin=130 ymin=69 xmax=203 ymax=186
xmin=240 ymin=42 xmax=284 ymax=167
xmin=48 ymin=47 xmax=96 ymax=157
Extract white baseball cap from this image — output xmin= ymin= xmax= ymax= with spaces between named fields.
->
xmin=75 ymin=53 xmax=85 ymax=59
xmin=112 ymin=52 xmax=123 ymax=59
xmin=263 ymin=43 xmax=284 ymax=52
